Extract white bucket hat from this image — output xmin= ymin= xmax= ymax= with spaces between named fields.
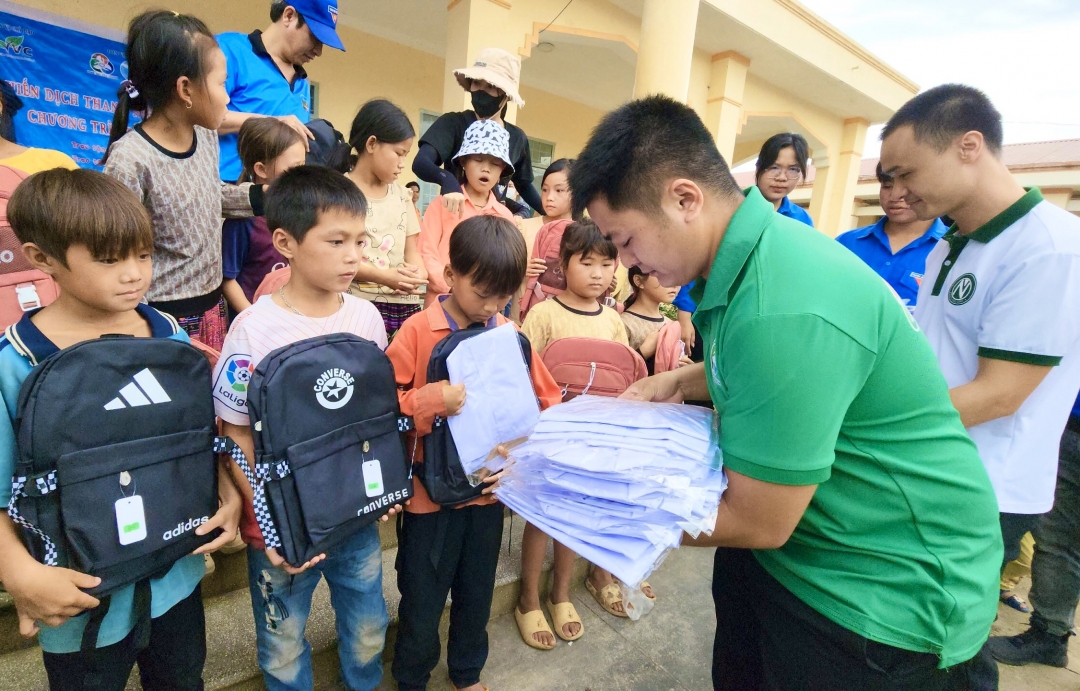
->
xmin=454 ymin=47 xmax=526 ymax=108
xmin=453 ymin=119 xmax=516 ymax=175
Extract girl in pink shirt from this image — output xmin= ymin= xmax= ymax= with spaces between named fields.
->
xmin=419 ymin=118 xmax=515 ymax=307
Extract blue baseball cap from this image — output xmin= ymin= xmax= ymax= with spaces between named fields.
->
xmin=289 ymin=0 xmax=344 ymax=51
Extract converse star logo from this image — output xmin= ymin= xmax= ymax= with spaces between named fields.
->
xmin=314 ymin=368 xmax=354 ymax=410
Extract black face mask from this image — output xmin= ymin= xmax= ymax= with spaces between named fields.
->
xmin=471 ymin=90 xmax=504 ymax=118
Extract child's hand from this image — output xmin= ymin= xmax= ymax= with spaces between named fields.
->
xmin=266 ymin=548 xmax=325 ymax=575
xmin=678 ymin=355 xmax=694 ymax=368
xmin=441 ymin=381 xmax=466 ymax=416
xmin=6 ymin=561 xmax=100 ymax=635
xmin=380 ymin=503 xmax=406 ymax=521
xmin=478 ymin=468 xmax=506 ymax=495
xmin=526 ymin=257 xmax=547 ymax=279
xmin=193 ymin=465 xmax=244 ymax=555
xmin=442 ymin=193 xmax=466 ymax=216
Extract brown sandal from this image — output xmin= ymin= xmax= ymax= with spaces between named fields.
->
xmin=585 ymin=578 xmax=628 ymax=618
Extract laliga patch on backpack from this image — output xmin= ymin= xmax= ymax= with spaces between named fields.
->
xmin=247 ymin=333 xmax=412 ymax=566
xmin=9 ymin=337 xmax=220 ymax=597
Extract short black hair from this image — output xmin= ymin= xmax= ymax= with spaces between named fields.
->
xmin=569 ymin=95 xmax=741 ymax=219
xmin=448 ymin=215 xmax=526 ymax=296
xmin=270 ymin=1 xmax=306 ymax=26
xmin=405 ymin=181 xmax=420 ymax=191
xmin=559 ymin=219 xmax=618 ymax=268
xmin=265 ymin=165 xmax=366 ymax=242
xmin=755 ymin=133 xmax=810 ymax=180
xmin=875 ymin=162 xmax=892 ymax=185
xmin=881 ymin=84 xmax=1003 ymax=153
xmin=8 ymin=168 xmax=154 ymax=267
xmin=541 ymin=158 xmax=573 ymax=187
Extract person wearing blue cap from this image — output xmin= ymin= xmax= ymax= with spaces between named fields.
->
xmin=215 ymin=1 xmax=345 ymax=182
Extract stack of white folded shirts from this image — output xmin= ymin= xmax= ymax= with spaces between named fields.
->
xmin=494 ymin=395 xmax=726 ymax=588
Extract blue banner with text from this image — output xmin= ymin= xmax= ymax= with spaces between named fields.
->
xmin=0 ymin=6 xmax=134 ymax=170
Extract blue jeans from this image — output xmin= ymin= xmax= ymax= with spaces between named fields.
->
xmin=247 ymin=525 xmax=388 ymax=691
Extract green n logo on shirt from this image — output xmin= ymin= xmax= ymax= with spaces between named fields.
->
xmin=948 ymin=274 xmax=977 ymax=306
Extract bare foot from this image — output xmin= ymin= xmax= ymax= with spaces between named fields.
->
xmin=641 ymin=582 xmax=655 ymax=599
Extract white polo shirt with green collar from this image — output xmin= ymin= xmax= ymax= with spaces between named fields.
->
xmin=915 ymin=188 xmax=1080 ymax=514
xmin=691 ymin=186 xmax=1001 ymax=668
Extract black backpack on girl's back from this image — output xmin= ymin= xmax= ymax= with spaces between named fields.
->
xmin=244 ymin=333 xmax=414 ymax=567
xmin=6 ymin=332 xmax=231 ymax=650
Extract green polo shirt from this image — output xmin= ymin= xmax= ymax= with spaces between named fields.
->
xmin=692 ymin=187 xmax=1001 ymax=667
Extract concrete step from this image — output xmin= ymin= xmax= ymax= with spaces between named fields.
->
xmin=0 ymin=518 xmax=400 ymax=656
xmin=0 ymin=514 xmax=584 ymax=691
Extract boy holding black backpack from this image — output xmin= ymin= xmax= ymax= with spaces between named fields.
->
xmin=0 ymin=168 xmax=243 ymax=691
xmin=213 ymin=166 xmax=400 ymax=691
xmin=386 ymin=215 xmax=562 ymax=691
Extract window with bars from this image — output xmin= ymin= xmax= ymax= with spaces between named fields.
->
xmin=529 ymin=137 xmax=556 ymax=184
xmin=417 ymin=110 xmax=441 ymax=215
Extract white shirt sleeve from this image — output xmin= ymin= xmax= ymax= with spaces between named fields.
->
xmin=212 ymin=322 xmax=255 ymax=425
xmin=978 ymin=252 xmax=1080 ymax=365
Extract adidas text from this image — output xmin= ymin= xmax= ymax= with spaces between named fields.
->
xmin=163 ymin=516 xmax=209 ymax=541
xmin=358 ymin=489 xmax=408 ymax=516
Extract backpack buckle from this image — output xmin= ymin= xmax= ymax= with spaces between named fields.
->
xmin=15 ymin=283 xmax=41 ymax=312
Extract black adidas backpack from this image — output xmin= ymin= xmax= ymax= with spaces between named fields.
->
xmin=7 ymin=334 xmax=224 ymax=649
xmin=245 ymin=333 xmax=413 ymax=567
xmin=422 ymin=324 xmax=533 ymax=505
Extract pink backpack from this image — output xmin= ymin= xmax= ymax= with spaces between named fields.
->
xmin=653 ymin=321 xmax=685 ymax=374
xmin=519 ymin=219 xmax=571 ymax=321
xmin=0 ymin=166 xmax=59 ymax=328
xmin=540 ymin=337 xmax=648 ymax=401
xmin=253 ymin=265 xmax=291 ymax=301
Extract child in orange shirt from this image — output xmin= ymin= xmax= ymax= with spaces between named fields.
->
xmin=419 ymin=119 xmax=516 ymax=307
xmin=387 ymin=215 xmax=562 ymax=691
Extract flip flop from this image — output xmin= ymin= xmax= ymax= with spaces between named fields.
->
xmin=546 ymin=599 xmax=584 ymax=641
xmin=514 ymin=606 xmax=556 ymax=650
xmin=585 ymin=578 xmax=629 ymax=618
xmin=1000 ymin=590 xmax=1033 ymax=613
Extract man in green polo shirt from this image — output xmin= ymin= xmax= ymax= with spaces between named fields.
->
xmin=570 ymin=95 xmax=1002 ymax=690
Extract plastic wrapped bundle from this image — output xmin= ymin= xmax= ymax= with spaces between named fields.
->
xmin=493 ymin=396 xmax=726 ymax=594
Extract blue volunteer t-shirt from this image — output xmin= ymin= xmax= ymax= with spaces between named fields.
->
xmin=835 ymin=218 xmax=947 ymax=308
xmin=217 ymin=31 xmax=312 ymax=182
xmin=675 ymin=191 xmax=815 ymax=313
xmin=0 ymin=305 xmax=205 ymax=653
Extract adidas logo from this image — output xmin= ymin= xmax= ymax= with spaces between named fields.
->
xmin=104 ymin=369 xmax=172 ymax=410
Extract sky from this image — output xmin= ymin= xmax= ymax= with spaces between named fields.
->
xmin=797 ymin=0 xmax=1080 ymax=158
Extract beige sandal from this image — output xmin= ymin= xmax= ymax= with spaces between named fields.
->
xmin=585 ymin=578 xmax=629 ymax=618
xmin=546 ymin=599 xmax=584 ymax=641
xmin=514 ymin=606 xmax=556 ymax=650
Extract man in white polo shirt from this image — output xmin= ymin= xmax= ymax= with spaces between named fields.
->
xmin=881 ymin=84 xmax=1080 ymax=690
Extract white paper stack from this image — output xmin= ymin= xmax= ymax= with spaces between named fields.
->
xmin=494 ymin=395 xmax=726 ymax=587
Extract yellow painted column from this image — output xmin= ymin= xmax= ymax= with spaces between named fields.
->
xmin=443 ymin=0 xmax=520 ymax=118
xmin=633 ymin=0 xmax=700 ymax=102
xmin=1041 ymin=188 xmax=1073 ymax=209
xmin=810 ymin=118 xmax=868 ymax=236
xmin=705 ymin=51 xmax=749 ymax=162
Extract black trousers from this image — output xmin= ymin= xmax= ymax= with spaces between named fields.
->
xmin=967 ymin=511 xmax=1047 ymax=691
xmin=712 ymin=548 xmax=975 ymax=691
xmin=392 ymin=503 xmax=504 ymax=691
xmin=42 ymin=584 xmax=205 ymax=691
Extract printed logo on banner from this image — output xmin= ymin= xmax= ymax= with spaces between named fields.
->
xmin=88 ymin=52 xmax=115 ymax=77
xmin=120 ymin=60 xmax=129 ymax=79
xmin=0 ymin=35 xmax=33 ymax=60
